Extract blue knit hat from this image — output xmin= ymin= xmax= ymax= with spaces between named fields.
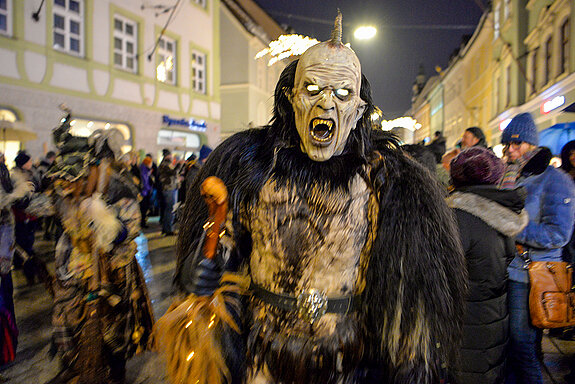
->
xmin=501 ymin=113 xmax=539 ymax=146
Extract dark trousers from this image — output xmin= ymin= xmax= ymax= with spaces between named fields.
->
xmin=506 ymin=280 xmax=544 ymax=384
xmin=139 ymin=194 xmax=151 ymax=227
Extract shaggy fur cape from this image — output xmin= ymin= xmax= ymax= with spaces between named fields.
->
xmin=174 ymin=60 xmax=466 ymax=383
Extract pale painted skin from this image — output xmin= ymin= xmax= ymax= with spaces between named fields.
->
xmin=290 ymin=42 xmax=366 ymax=162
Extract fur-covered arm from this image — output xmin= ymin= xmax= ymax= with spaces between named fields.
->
xmin=175 ymin=129 xmax=267 ymax=293
xmin=364 ymin=150 xmax=466 ymax=383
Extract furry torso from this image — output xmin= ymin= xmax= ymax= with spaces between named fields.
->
xmin=249 ymin=173 xmax=370 ymax=295
xmin=246 ymin=171 xmax=372 ymax=383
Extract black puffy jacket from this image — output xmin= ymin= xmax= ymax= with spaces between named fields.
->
xmin=447 ymin=185 xmax=528 ymax=384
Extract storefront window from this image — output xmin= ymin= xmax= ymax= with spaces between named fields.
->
xmin=0 ymin=108 xmax=23 ymax=167
xmin=157 ymin=128 xmax=201 ymax=161
xmin=68 ymin=118 xmax=132 ymax=153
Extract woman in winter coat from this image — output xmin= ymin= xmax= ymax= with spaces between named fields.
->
xmin=447 ymin=147 xmax=528 ymax=384
xmin=498 ymin=113 xmax=575 ymax=384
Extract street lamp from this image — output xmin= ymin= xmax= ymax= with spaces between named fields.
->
xmin=354 ymin=26 xmax=377 ymax=40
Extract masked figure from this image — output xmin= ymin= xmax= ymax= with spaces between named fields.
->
xmin=46 ymin=117 xmax=154 ymax=384
xmin=166 ymin=13 xmax=465 ymax=384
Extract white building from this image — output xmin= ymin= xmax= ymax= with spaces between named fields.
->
xmin=0 ymin=0 xmax=221 ymax=164
xmin=220 ymin=0 xmax=286 ymax=139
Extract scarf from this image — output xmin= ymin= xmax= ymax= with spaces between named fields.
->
xmin=498 ymin=148 xmax=540 ymax=190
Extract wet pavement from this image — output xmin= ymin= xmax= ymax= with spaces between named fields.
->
xmin=1 ymin=218 xmax=574 ymax=383
xmin=1 ymin=219 xmax=175 ymax=384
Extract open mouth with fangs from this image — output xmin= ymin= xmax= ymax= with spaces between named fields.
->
xmin=309 ymin=118 xmax=335 ymax=144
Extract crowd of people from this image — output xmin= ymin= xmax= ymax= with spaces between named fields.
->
xmin=415 ymin=113 xmax=575 ymax=384
xmin=0 ymin=117 xmax=212 ymax=383
xmin=0 ymin=107 xmax=574 ymax=383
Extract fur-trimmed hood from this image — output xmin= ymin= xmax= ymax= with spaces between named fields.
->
xmin=447 ymin=189 xmax=528 ymax=237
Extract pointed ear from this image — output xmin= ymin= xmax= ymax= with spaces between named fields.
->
xmin=355 ymin=101 xmax=368 ymax=124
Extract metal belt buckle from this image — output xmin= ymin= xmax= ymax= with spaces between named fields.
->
xmin=297 ymin=289 xmax=328 ymax=324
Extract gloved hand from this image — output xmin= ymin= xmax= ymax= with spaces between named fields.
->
xmin=190 ymin=256 xmax=223 ymax=297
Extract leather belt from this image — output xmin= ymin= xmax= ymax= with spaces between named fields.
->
xmin=250 ymin=282 xmax=360 ymax=324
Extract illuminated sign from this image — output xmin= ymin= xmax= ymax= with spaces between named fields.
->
xmin=499 ymin=118 xmax=512 ymax=131
xmin=541 ymin=96 xmax=565 ymax=114
xmin=162 ymin=115 xmax=207 ymax=132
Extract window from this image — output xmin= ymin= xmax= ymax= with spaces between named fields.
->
xmin=156 ymin=36 xmax=177 ymax=84
xmin=0 ymin=0 xmax=11 ymax=36
xmin=494 ymin=3 xmax=500 ymax=39
xmin=191 ymin=50 xmax=206 ymax=94
xmin=505 ymin=64 xmax=511 ymax=107
xmin=544 ymin=36 xmax=553 ymax=85
xmin=193 ymin=0 xmax=206 ymax=8
xmin=114 ymin=15 xmax=138 ymax=73
xmin=560 ymin=19 xmax=570 ymax=75
xmin=68 ymin=118 xmax=132 ymax=152
xmin=53 ymin=0 xmax=84 ymax=56
xmin=532 ymin=47 xmax=538 ymax=93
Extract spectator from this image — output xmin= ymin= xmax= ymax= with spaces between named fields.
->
xmin=499 ymin=113 xmax=575 ymax=384
xmin=179 ymin=154 xmax=200 ymax=204
xmin=198 ymin=145 xmax=212 ymax=165
xmin=0 ymin=152 xmax=32 ymax=365
xmin=427 ymin=130 xmax=447 ymax=163
xmin=139 ymin=154 xmax=153 ymax=228
xmin=461 ymin=127 xmax=488 ymax=149
xmin=157 ymin=149 xmax=182 ymax=236
xmin=35 ymin=151 xmax=59 ymax=240
xmin=10 ymin=151 xmax=41 ymax=285
xmin=447 ymin=147 xmax=528 ymax=384
xmin=35 ymin=150 xmax=56 ymax=184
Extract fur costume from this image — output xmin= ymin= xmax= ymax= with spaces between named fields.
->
xmin=171 ymin=14 xmax=465 ymax=384
xmin=47 ymin=122 xmax=154 ymax=384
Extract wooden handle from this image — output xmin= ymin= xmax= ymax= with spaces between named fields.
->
xmin=200 ymin=177 xmax=228 ymax=260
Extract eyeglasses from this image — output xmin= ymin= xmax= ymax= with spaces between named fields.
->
xmin=504 ymin=141 xmax=523 ymax=150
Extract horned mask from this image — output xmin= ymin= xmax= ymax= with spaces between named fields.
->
xmin=290 ymin=12 xmax=367 ymax=161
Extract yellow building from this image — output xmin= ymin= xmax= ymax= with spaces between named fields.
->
xmin=441 ymin=12 xmax=496 ymax=148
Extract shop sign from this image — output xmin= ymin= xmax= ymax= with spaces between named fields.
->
xmin=541 ymin=96 xmax=565 ymax=114
xmin=162 ymin=115 xmax=207 ymax=132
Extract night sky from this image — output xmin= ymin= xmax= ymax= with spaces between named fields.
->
xmin=254 ymin=0 xmax=484 ymax=118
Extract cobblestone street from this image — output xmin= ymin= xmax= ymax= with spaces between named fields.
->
xmin=0 ymin=220 xmax=574 ymax=383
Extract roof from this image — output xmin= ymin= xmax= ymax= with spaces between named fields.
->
xmin=221 ymin=0 xmax=286 ymax=43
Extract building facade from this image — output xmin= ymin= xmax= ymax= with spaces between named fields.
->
xmin=411 ymin=0 xmax=574 ymax=150
xmin=0 ymin=0 xmax=221 ymax=164
xmin=219 ymin=0 xmax=286 ymax=140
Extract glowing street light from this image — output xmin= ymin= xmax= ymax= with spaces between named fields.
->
xmin=354 ymin=26 xmax=377 ymax=40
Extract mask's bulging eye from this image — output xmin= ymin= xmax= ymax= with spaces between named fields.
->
xmin=335 ymin=88 xmax=350 ymax=99
xmin=306 ymin=84 xmax=320 ymax=95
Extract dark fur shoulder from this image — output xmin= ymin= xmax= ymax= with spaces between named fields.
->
xmin=106 ymin=169 xmax=139 ymax=204
xmin=175 ymin=128 xmax=270 ymax=292
xmin=364 ymin=147 xmax=466 ymax=383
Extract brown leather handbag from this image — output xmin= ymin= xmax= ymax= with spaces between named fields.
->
xmin=517 ymin=245 xmax=575 ymax=328
xmin=528 ymin=261 xmax=575 ymax=328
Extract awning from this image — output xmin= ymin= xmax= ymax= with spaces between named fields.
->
xmin=0 ymin=120 xmax=37 ymax=142
xmin=538 ymin=122 xmax=575 ymax=155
